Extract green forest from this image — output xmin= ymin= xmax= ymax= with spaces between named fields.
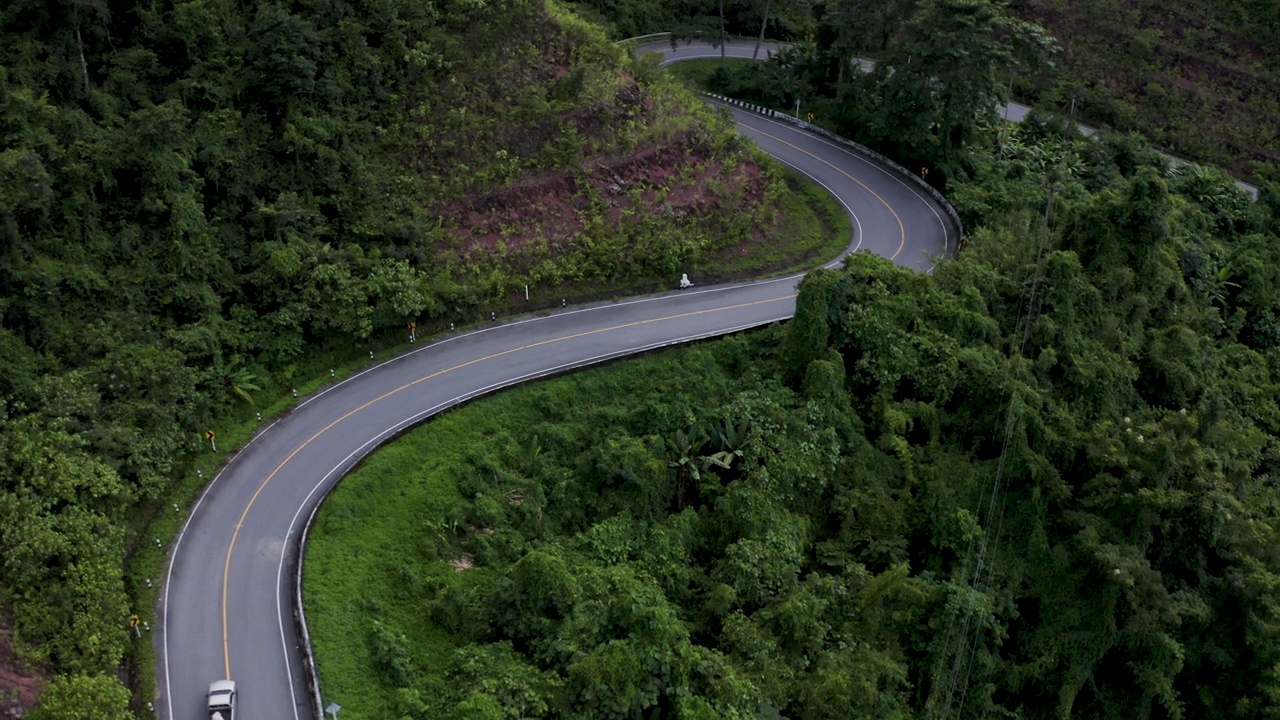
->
xmin=3 ymin=0 xmax=1280 ymax=717
xmin=306 ymin=114 xmax=1280 ymax=717
xmin=577 ymin=0 xmax=1279 ymax=183
xmin=0 ymin=0 xmax=842 ymax=715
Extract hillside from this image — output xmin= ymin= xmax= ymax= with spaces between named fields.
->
xmin=1011 ymin=0 xmax=1280 ymax=181
xmin=576 ymin=0 xmax=1278 ymax=183
xmin=303 ymin=118 xmax=1280 ymax=718
xmin=0 ymin=0 xmax=837 ymax=714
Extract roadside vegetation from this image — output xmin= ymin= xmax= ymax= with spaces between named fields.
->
xmin=306 ymin=103 xmax=1280 ymax=718
xmin=1013 ymin=0 xmax=1280 ymax=182
xmin=4 ymin=0 xmax=1276 ymax=716
xmin=579 ymin=0 xmax=1280 ymax=184
xmin=0 ymin=0 xmax=847 ymax=715
xmin=663 ymin=57 xmax=758 ymax=93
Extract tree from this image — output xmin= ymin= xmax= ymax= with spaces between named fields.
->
xmin=819 ymin=0 xmax=919 ymax=81
xmin=245 ymin=4 xmax=321 ymax=117
xmin=877 ymin=0 xmax=1058 ymax=173
xmin=0 ymin=417 xmax=131 ymax=674
xmin=26 ymin=674 xmax=133 ymax=720
xmin=672 ymin=0 xmax=729 ymax=61
xmin=489 ymin=549 xmax=580 ymax=659
xmin=560 ymin=565 xmax=700 ymax=719
xmin=783 ymin=267 xmax=841 ymax=385
xmin=754 ymin=0 xmax=775 ymax=60
xmin=667 ymin=425 xmax=710 ymax=510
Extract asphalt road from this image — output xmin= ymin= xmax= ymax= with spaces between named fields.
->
xmin=155 ymin=46 xmax=956 ymax=720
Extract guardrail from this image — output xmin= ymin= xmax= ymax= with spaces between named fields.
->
xmin=618 ymin=31 xmax=673 ymax=44
xmin=703 ymin=93 xmax=965 ymax=243
xmin=294 ymin=496 xmax=325 ymax=720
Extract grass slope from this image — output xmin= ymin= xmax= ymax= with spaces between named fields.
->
xmin=303 ymin=342 xmax=746 ymax=718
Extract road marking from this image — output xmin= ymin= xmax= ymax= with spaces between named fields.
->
xmin=178 ymin=43 xmax=948 ymax=709
xmin=220 ymin=294 xmax=791 ymax=677
xmin=737 ymin=122 xmax=908 ymax=261
xmin=272 ymin=313 xmax=790 ymax=720
xmin=743 ymin=112 xmax=951 ymax=259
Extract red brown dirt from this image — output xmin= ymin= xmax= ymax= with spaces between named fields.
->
xmin=436 ymin=132 xmax=770 ymax=264
xmin=0 ymin=618 xmax=44 ymax=717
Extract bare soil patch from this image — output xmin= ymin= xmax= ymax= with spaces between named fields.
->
xmin=0 ymin=618 xmax=44 ymax=717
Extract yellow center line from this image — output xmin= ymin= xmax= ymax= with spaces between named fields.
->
xmin=743 ymin=123 xmax=907 ymax=260
xmin=220 ymin=293 xmax=794 ymax=677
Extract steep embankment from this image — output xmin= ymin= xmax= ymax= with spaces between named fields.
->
xmin=0 ymin=0 xmax=830 ymax=714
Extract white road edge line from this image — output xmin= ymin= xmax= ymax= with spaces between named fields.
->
xmin=161 ymin=415 xmax=286 ymax=720
xmin=743 ymin=110 xmax=952 ymax=257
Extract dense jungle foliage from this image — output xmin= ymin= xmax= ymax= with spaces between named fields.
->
xmin=0 ymin=0 xmax=827 ymax=714
xmin=579 ymin=0 xmax=1280 ymax=183
xmin=306 ymin=104 xmax=1280 ymax=718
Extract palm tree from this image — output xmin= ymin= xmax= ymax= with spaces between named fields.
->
xmin=212 ymin=357 xmax=262 ymax=405
xmin=1208 ymin=265 xmax=1240 ymax=312
xmin=709 ymin=417 xmax=751 ymax=475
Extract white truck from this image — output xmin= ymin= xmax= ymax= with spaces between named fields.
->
xmin=207 ymin=680 xmax=236 ymax=720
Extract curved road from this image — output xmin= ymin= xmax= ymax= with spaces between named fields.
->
xmin=155 ymin=47 xmax=956 ymax=720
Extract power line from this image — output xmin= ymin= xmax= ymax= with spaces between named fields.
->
xmin=929 ymin=183 xmax=1057 ymax=718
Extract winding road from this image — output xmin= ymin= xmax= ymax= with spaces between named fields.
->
xmin=155 ymin=44 xmax=957 ymax=720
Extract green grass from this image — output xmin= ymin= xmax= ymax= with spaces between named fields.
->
xmin=302 ymin=417 xmax=477 ymax=719
xmin=770 ymin=168 xmax=853 ymax=268
xmin=704 ymin=168 xmax=854 ymax=278
xmin=301 ymin=341 xmax=752 ymax=718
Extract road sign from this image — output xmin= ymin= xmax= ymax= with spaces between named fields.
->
xmin=128 ymin=614 xmax=139 ymax=628
xmin=325 ymin=702 xmax=342 ymax=720
xmin=203 ymin=430 xmax=215 ymax=441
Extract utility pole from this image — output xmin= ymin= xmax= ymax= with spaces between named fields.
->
xmin=719 ymin=0 xmax=726 ymax=62
xmin=999 ymin=71 xmax=1015 ymax=158
xmin=1042 ymin=183 xmax=1056 ymax=230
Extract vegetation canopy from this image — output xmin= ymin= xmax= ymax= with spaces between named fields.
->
xmin=0 ymin=0 xmax=840 ymax=714
xmin=580 ymin=0 xmax=1279 ymax=184
xmin=307 ymin=110 xmax=1280 ymax=717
